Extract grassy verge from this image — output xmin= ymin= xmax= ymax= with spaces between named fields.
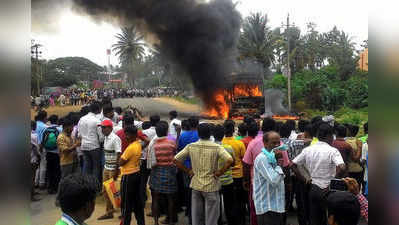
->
xmin=30 ymin=105 xmax=82 ymax=120
xmin=170 ymin=96 xmax=200 ymax=105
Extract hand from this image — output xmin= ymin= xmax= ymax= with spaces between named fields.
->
xmin=188 ymin=170 xmax=194 ymax=178
xmin=175 ymin=124 xmax=182 ymax=134
xmin=243 ymin=180 xmax=250 ymax=191
xmin=214 ymin=170 xmax=223 ymax=178
xmin=343 ymin=177 xmax=360 ymax=195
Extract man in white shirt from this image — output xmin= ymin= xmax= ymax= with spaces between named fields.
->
xmin=78 ymin=102 xmax=104 ymax=186
xmin=168 ymin=110 xmax=181 ymax=139
xmin=98 ymin=119 xmax=122 ymax=220
xmin=291 ymin=123 xmax=346 ymax=225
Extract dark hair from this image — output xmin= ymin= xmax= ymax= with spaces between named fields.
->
xmin=89 ymin=102 xmax=101 ymax=113
xmin=237 ymin=123 xmax=248 ymax=136
xmin=280 ymin=123 xmax=291 ymax=138
xmin=327 ymin=191 xmax=361 ymax=225
xmin=262 ymin=117 xmax=276 ymax=132
xmin=263 ymin=131 xmax=278 ymax=143
xmin=223 ymin=120 xmax=235 ymax=136
xmin=298 ymin=120 xmax=309 ymax=132
xmin=63 ymin=118 xmax=74 ymax=128
xmin=150 ymin=115 xmax=161 ymax=127
xmin=155 ymin=121 xmax=169 ymax=137
xmin=181 ymin=119 xmax=190 ymax=131
xmin=247 ymin=122 xmax=259 ymax=137
xmin=213 ymin=124 xmax=225 ymax=141
xmin=363 ymin=122 xmax=368 ymax=134
xmin=123 ymin=115 xmax=135 ymax=126
xmin=348 ymin=124 xmax=359 ymax=137
xmin=286 ymin=120 xmax=296 ymax=132
xmin=101 ymin=99 xmax=112 ymax=108
xmin=304 ymin=124 xmax=314 ymax=137
xmin=275 ymin=121 xmax=283 ymax=134
xmin=31 ymin=120 xmax=36 ymax=130
xmin=317 ymin=123 xmax=334 ymax=140
xmin=36 ymin=110 xmax=47 ymax=121
xmin=58 ymin=117 xmax=65 ymax=126
xmin=208 ymin=123 xmax=216 ymax=136
xmin=169 ymin=110 xmax=178 ymax=118
xmin=48 ymin=114 xmax=59 ymax=124
xmin=58 ymin=174 xmax=99 ymax=214
xmin=142 ymin=121 xmax=152 ymax=130
xmin=80 ymin=106 xmax=90 ymax=116
xmin=103 ymin=106 xmax=114 ymax=115
xmin=198 ymin=123 xmax=211 ymax=140
xmin=243 ymin=116 xmax=255 ymax=125
xmin=114 ymin=107 xmax=122 ymax=115
xmin=125 ymin=125 xmax=138 ymax=136
xmin=70 ymin=113 xmax=81 ymax=126
xmin=311 ymin=116 xmax=323 ymax=125
xmin=188 ymin=116 xmax=199 ymax=129
xmin=335 ymin=125 xmax=348 ymax=138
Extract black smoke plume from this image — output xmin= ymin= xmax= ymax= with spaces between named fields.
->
xmin=69 ymin=0 xmax=242 ymax=114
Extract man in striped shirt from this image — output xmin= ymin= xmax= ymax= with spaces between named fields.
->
xmin=253 ymin=131 xmax=285 ymax=225
xmin=174 ymin=123 xmax=233 ymax=225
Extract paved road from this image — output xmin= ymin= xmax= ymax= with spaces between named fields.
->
xmin=112 ymin=97 xmax=201 ymax=118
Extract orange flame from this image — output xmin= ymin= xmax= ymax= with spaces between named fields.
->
xmin=272 ymin=115 xmax=299 ymax=120
xmin=203 ymin=90 xmax=229 ymax=119
xmin=233 ymin=84 xmax=262 ymax=97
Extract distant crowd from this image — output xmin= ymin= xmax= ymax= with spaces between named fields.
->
xmin=31 ymin=99 xmax=368 ymax=225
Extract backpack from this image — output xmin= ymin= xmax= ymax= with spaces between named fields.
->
xmin=42 ymin=126 xmax=60 ymax=151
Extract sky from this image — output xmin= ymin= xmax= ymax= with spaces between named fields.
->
xmin=31 ymin=0 xmax=368 ymax=67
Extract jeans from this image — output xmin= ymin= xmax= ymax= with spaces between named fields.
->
xmin=256 ymin=211 xmax=284 ymax=225
xmin=309 ymin=184 xmax=329 ymax=225
xmin=192 ymin=190 xmax=220 ymax=225
xmin=121 ymin=172 xmax=145 ymax=225
xmin=46 ymin=152 xmax=61 ymax=193
xmin=82 ymin=149 xmax=102 ymax=187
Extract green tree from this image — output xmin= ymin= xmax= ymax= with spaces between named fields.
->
xmin=238 ymin=13 xmax=276 ymax=76
xmin=112 ymin=26 xmax=146 ymax=87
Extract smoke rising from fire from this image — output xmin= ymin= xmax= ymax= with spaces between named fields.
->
xmin=32 ymin=0 xmax=242 ymax=112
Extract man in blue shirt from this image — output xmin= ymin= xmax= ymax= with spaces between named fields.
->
xmin=176 ymin=116 xmax=199 ymax=225
xmin=253 ymin=131 xmax=285 ymax=225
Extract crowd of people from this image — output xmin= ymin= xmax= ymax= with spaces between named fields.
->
xmin=31 ymin=87 xmax=183 ymax=110
xmin=31 ymin=100 xmax=368 ymax=225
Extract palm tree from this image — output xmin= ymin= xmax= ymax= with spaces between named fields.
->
xmin=112 ymin=26 xmax=146 ymax=86
xmin=238 ymin=13 xmax=276 ymax=72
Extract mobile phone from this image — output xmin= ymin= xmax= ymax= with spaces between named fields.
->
xmin=329 ymin=179 xmax=348 ymax=191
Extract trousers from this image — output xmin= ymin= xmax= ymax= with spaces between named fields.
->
xmin=192 ymin=190 xmax=220 ymax=225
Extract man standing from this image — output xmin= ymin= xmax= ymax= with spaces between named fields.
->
xmin=78 ymin=102 xmax=104 ymax=185
xmin=116 ymin=115 xmax=149 ymax=153
xmin=291 ymin=123 xmax=346 ymax=225
xmin=253 ymin=131 xmax=285 ymax=225
xmin=174 ymin=123 xmax=233 ymax=225
xmin=57 ymin=118 xmax=81 ymax=178
xmin=168 ymin=110 xmax=181 ymax=139
xmin=97 ymin=119 xmax=122 ymax=220
xmin=35 ymin=110 xmax=48 ymax=189
xmin=44 ymin=115 xmax=62 ymax=194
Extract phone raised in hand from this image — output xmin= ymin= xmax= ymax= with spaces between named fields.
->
xmin=329 ymin=179 xmax=348 ymax=191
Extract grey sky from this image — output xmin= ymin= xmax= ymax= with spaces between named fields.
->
xmin=32 ymin=0 xmax=368 ymax=67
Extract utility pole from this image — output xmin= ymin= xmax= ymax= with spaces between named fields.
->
xmin=31 ymin=42 xmax=42 ymax=96
xmin=285 ymin=14 xmax=292 ymax=112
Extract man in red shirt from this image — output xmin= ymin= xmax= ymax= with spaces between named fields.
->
xmin=116 ymin=115 xmax=149 ymax=153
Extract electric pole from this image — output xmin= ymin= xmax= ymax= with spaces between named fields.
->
xmin=31 ymin=42 xmax=42 ymax=96
xmin=284 ymin=14 xmax=292 ymax=112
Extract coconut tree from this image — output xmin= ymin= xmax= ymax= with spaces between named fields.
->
xmin=112 ymin=26 xmax=146 ymax=86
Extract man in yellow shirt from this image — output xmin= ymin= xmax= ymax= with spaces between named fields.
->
xmin=119 ymin=126 xmax=145 ymax=225
xmin=222 ymin=120 xmax=247 ymax=225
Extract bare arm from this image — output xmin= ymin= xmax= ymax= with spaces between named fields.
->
xmin=336 ymin=164 xmax=347 ymax=178
xmin=173 ymin=159 xmax=193 ymax=177
xmin=291 ymin=163 xmax=311 ymax=184
xmin=215 ymin=156 xmax=233 ymax=177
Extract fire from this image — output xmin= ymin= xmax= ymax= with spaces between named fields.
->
xmin=203 ymin=90 xmax=229 ymax=119
xmin=272 ymin=115 xmax=299 ymax=120
xmin=233 ymin=84 xmax=262 ymax=97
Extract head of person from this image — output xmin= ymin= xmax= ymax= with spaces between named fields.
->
xmin=363 ymin=122 xmax=368 ymax=135
xmin=57 ymin=174 xmax=98 ymax=222
xmin=156 ymin=121 xmax=169 ymax=137
xmin=99 ymin=120 xmax=113 ymax=136
xmin=63 ymin=118 xmax=74 ymax=136
xmin=103 ymin=106 xmax=114 ymax=120
xmin=89 ymin=102 xmax=101 ymax=114
xmin=101 ymin=99 xmax=112 ymax=109
xmin=181 ymin=119 xmax=190 ymax=131
xmin=286 ymin=120 xmax=296 ymax=132
xmin=243 ymin=116 xmax=255 ymax=126
xmin=262 ymin=117 xmax=276 ymax=133
xmin=304 ymin=124 xmax=314 ymax=139
xmin=114 ymin=107 xmax=122 ymax=115
xmin=198 ymin=123 xmax=211 ymax=140
xmin=247 ymin=122 xmax=259 ymax=138
xmin=279 ymin=123 xmax=291 ymax=138
xmin=150 ymin=115 xmax=161 ymax=127
xmin=298 ymin=119 xmax=310 ymax=133
xmin=223 ymin=120 xmax=235 ymax=137
xmin=36 ymin=110 xmax=47 ymax=122
xmin=237 ymin=123 xmax=248 ymax=137
xmin=348 ymin=124 xmax=359 ymax=137
xmin=30 ymin=121 xmax=36 ymax=130
xmin=48 ymin=114 xmax=59 ymax=125
xmin=317 ymin=122 xmax=334 ymax=144
xmin=125 ymin=125 xmax=138 ymax=143
xmin=142 ymin=121 xmax=152 ymax=130
xmin=213 ymin=124 xmax=225 ymax=142
xmin=311 ymin=116 xmax=323 ymax=125
xmin=169 ymin=110 xmax=178 ymax=120
xmin=263 ymin=131 xmax=281 ymax=151
xmin=80 ymin=106 xmax=90 ymax=116
xmin=275 ymin=121 xmax=283 ymax=134
xmin=335 ymin=125 xmax=348 ymax=138
xmin=122 ymin=115 xmax=135 ymax=129
xmin=326 ymin=191 xmax=361 ymax=225
xmin=188 ymin=116 xmax=199 ymax=130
